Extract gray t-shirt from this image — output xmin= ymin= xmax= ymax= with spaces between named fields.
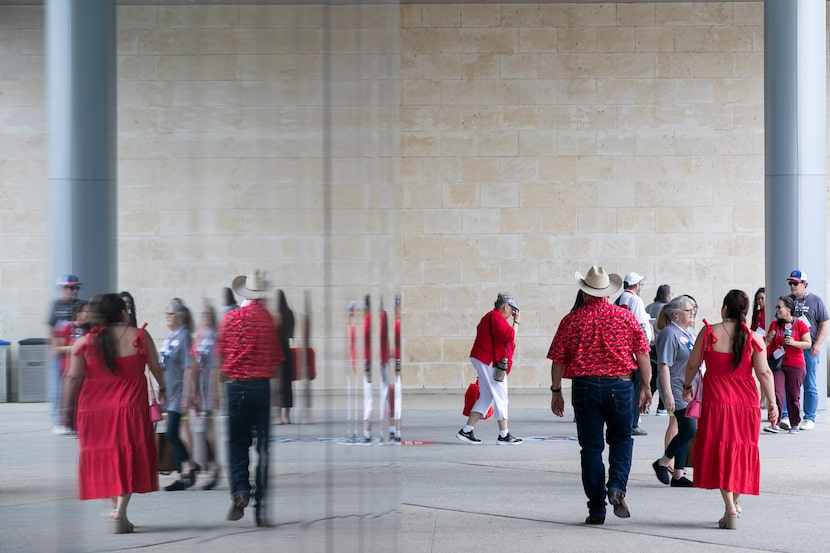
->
xmin=655 ymin=322 xmax=695 ymax=410
xmin=790 ymin=292 xmax=829 ymax=342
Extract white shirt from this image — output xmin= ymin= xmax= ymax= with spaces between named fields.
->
xmin=617 ymin=289 xmax=654 ymax=343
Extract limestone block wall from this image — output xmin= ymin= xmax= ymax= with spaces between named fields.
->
xmin=0 ymin=2 xmax=817 ymax=390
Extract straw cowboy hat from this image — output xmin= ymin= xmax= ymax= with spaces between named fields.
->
xmin=231 ymin=269 xmax=271 ymax=300
xmin=575 ymin=266 xmax=623 ymax=298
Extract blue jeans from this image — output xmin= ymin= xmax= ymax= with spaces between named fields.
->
xmin=226 ymin=379 xmax=271 ymax=506
xmin=664 ymin=408 xmax=697 ymax=471
xmin=802 ymin=350 xmax=818 ymax=422
xmin=572 ymin=376 xmax=634 ymax=517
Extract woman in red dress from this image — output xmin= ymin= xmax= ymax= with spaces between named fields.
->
xmin=683 ymin=290 xmax=777 ymax=530
xmin=63 ymin=293 xmax=166 ymax=534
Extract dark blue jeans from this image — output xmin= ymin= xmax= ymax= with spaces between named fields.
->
xmin=226 ymin=379 xmax=271 ymax=506
xmin=572 ymin=376 xmax=634 ymax=517
xmin=664 ymin=407 xmax=697 ymax=471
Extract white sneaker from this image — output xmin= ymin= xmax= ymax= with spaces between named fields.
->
xmin=763 ymin=424 xmax=781 ymax=434
xmin=778 ymin=417 xmax=791 ymax=430
xmin=799 ymin=420 xmax=816 ymax=431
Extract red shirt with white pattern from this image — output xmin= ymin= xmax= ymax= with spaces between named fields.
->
xmin=547 ymin=295 xmax=650 ymax=378
xmin=216 ymin=300 xmax=283 ymax=379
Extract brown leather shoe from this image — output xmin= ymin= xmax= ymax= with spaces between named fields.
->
xmin=585 ymin=514 xmax=605 ymax=525
xmin=607 ymin=489 xmax=630 ymax=518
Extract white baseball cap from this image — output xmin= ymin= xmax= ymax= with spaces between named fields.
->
xmin=623 ymin=272 xmax=646 ymax=286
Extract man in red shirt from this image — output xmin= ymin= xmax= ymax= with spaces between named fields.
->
xmin=547 ymin=266 xmax=651 ymax=525
xmin=215 ymin=270 xmax=283 ymax=526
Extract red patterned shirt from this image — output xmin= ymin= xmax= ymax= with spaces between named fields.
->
xmin=216 ymin=300 xmax=283 ymax=379
xmin=547 ymin=296 xmax=650 ymax=378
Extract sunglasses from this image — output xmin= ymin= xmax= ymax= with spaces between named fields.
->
xmin=65 ymin=285 xmax=80 ymax=291
xmin=788 ymin=281 xmax=801 ymax=286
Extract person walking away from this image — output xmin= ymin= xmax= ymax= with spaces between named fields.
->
xmin=682 ymin=290 xmax=777 ymax=529
xmin=456 ymin=293 xmax=522 ymax=445
xmin=616 ymin=272 xmax=654 ymax=436
xmin=48 ymin=274 xmax=84 ymax=434
xmin=548 ymin=266 xmax=652 ymax=525
xmin=62 ymin=293 xmax=166 ymax=534
xmin=215 ymin=270 xmax=283 ymax=526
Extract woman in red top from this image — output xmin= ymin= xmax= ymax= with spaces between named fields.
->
xmin=457 ymin=293 xmax=521 ymax=445
xmin=764 ymin=295 xmax=811 ymax=433
xmin=750 ymin=287 xmax=765 ymax=332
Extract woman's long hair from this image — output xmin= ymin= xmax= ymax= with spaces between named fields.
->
xmin=775 ymin=295 xmax=795 ymax=324
xmin=277 ymin=289 xmax=295 ymax=340
xmin=120 ymin=291 xmax=137 ymax=327
xmin=723 ymin=289 xmax=750 ymax=369
xmin=168 ymin=297 xmax=194 ymax=334
xmin=653 ymin=284 xmax=672 ymax=304
xmin=87 ymin=293 xmax=127 ymax=372
xmin=752 ymin=287 xmax=765 ymax=315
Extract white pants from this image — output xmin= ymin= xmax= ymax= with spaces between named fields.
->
xmin=470 ymin=357 xmax=508 ymax=421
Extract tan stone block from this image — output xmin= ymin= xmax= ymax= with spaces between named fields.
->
xmin=590 ymin=53 xmax=656 ymax=79
xmin=423 ymin=5 xmax=460 ymax=29
xmin=422 ymin=261 xmax=464 ymax=287
xmin=403 ymin=235 xmax=443 ymax=260
xmin=636 ymin=80 xmax=676 ymax=105
xmin=481 ymin=131 xmax=518 ymax=157
xmin=519 ymin=130 xmax=558 ymax=156
xmin=460 ymin=260 xmax=501 ymax=285
xmin=461 ymin=54 xmax=499 ymax=80
xmin=461 ymin=208 xmax=500 ymax=235
xmin=497 ymin=208 xmax=537 ymax=234
xmin=406 ymin=337 xmax=443 ymax=363
xmin=597 ymin=233 xmax=637 ymax=260
xmin=442 ymin=235 xmax=480 ymax=260
xmin=402 ymin=79 xmax=441 ymax=106
xmin=539 ymin=156 xmax=577 ymax=183
xmin=734 ymin=52 xmax=763 ymax=78
xmin=597 ymin=181 xmax=635 ymax=208
xmin=553 ymin=234 xmax=597 ymax=259
xmin=461 ymin=5 xmax=498 ymax=28
xmin=636 ymin=27 xmax=674 ymax=52
xmin=426 ymin=158 xmax=462 ymax=184
xmin=404 ymin=184 xmax=442 ymax=209
xmin=616 ymin=158 xmax=653 ymax=182
xmin=400 ymin=158 xmax=422 ymax=182
xmin=572 ymin=3 xmax=616 ymax=27
xmin=693 ymin=3 xmax=732 ymax=25
xmin=676 ymin=28 xmax=752 ymax=53
xmin=443 ymin=80 xmax=479 ymax=106
xmin=478 ymin=29 xmax=517 ymax=54
xmin=237 ymin=5 xmax=319 ymax=28
xmin=420 ymin=107 xmax=459 ymax=131
xmin=714 ymin=130 xmax=754 ymax=155
xmin=557 ymin=131 xmax=596 ymax=156
xmin=461 ymin=106 xmax=501 ymax=131
xmin=616 ymin=105 xmax=655 ymax=129
xmin=597 ymin=131 xmax=635 ymax=156
xmin=693 ymin=52 xmax=734 ymax=78
xmin=400 ymin=4 xmax=422 ymax=28
xmin=518 ymin=80 xmax=558 ymax=106
xmin=577 ymin=106 xmax=615 ymax=130
xmin=157 ymin=55 xmax=237 ymax=81
xmin=441 ymin=132 xmax=478 ymax=157
xmin=421 ymin=54 xmax=461 ymax=79
xmin=558 ymin=28 xmax=596 ymax=52
xmin=400 ymin=53 xmax=423 ymax=79
xmin=481 ymin=182 xmax=519 ymax=208
xmin=636 ymin=129 xmax=675 ymax=156
xmin=657 ymin=53 xmax=695 ymax=78
xmin=443 ymin=183 xmax=478 ymax=209
xmin=500 ymin=157 xmax=539 ymax=184
xmin=597 ymin=27 xmax=635 ymax=53
xmin=0 ymin=81 xmax=42 ymax=107
xmin=733 ymin=3 xmax=763 ymax=26
xmin=462 ymin=158 xmax=500 ymax=183
xmin=500 ymin=4 xmax=540 ymax=27
xmin=655 ymin=207 xmax=698 ymax=232
xmin=519 ymin=182 xmax=556 ymax=208
xmin=402 ymin=132 xmax=441 ymax=157
xmin=521 ymin=233 xmax=553 ymax=258
xmin=401 ymin=29 xmax=429 ymax=54
xmin=616 ymin=208 xmax=655 ymax=233
xmin=675 ymin=130 xmax=714 ymax=155
xmin=519 ymin=28 xmax=558 ymax=53
xmin=478 ymin=80 xmax=518 ymax=105
xmin=575 ymin=207 xmax=616 ymax=233
xmin=423 ymin=209 xmax=463 ymax=234
xmin=538 ymin=53 xmax=580 ymax=78
xmin=117 ymin=6 xmax=157 ymax=30
xmin=655 ymin=4 xmax=694 ymax=26
xmin=577 ymin=157 xmax=614 ymax=182
xmin=538 ymin=106 xmax=578 ymax=130
xmin=500 ymin=53 xmax=539 ymax=79
xmin=617 ymin=4 xmax=655 ymax=26
xmin=537 ymin=5 xmax=572 ymax=27
xmin=428 ymin=29 xmax=480 ymax=54
xmin=558 ymin=79 xmax=595 ymax=104
xmin=502 ymin=106 xmax=537 ymax=130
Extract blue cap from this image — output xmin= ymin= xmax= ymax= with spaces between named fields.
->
xmin=788 ymin=270 xmax=807 ymax=283
xmin=56 ymin=274 xmax=81 ymax=286
xmin=506 ymin=298 xmax=520 ymax=312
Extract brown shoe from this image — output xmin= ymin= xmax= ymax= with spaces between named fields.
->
xmin=607 ymin=489 xmax=630 ymax=518
xmin=227 ymin=493 xmax=250 ymax=521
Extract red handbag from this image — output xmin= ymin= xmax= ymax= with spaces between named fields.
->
xmin=291 ymin=347 xmax=316 ymax=381
xmin=463 ymin=379 xmax=493 ymax=420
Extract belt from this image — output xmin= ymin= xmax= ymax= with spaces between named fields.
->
xmin=575 ymin=374 xmax=631 ymax=381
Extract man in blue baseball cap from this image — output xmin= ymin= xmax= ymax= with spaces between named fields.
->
xmin=786 ymin=270 xmax=829 ymax=430
xmin=47 ymin=274 xmax=84 ymax=434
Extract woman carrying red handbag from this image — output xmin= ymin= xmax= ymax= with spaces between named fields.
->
xmin=456 ymin=293 xmax=522 ymax=445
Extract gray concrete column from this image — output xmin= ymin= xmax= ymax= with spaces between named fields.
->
xmin=764 ymin=0 xmax=827 ymax=406
xmin=47 ymin=0 xmax=117 ymax=298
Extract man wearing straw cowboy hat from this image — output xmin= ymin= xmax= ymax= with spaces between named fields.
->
xmin=215 ymin=270 xmax=283 ymax=526
xmin=547 ymin=266 xmax=652 ymax=525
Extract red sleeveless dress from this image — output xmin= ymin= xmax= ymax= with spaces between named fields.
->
xmin=693 ymin=320 xmax=763 ymax=495
xmin=74 ymin=326 xmax=158 ymax=499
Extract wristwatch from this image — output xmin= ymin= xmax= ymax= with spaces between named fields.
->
xmin=550 ymin=386 xmax=561 ymax=393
